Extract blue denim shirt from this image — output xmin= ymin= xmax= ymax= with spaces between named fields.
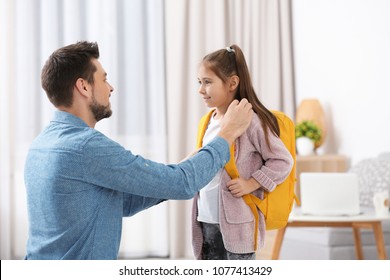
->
xmin=24 ymin=111 xmax=229 ymax=259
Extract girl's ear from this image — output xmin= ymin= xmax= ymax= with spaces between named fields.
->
xmin=229 ymin=75 xmax=240 ymax=91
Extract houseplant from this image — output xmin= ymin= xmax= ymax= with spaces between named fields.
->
xmin=295 ymin=120 xmax=322 ymax=155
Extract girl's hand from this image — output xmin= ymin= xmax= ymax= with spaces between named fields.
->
xmin=227 ymin=177 xmax=260 ymax=197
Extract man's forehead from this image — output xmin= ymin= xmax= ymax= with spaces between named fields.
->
xmin=92 ymin=58 xmax=106 ymax=75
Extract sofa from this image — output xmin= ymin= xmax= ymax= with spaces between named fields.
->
xmin=279 ymin=152 xmax=390 ymax=259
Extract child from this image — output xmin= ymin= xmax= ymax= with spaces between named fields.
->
xmin=192 ymin=45 xmax=294 ymax=260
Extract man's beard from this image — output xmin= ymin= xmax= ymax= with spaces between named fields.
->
xmin=90 ymin=93 xmax=112 ymax=122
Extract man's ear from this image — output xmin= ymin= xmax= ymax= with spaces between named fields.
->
xmin=229 ymin=75 xmax=240 ymax=91
xmin=75 ymin=78 xmax=90 ymax=98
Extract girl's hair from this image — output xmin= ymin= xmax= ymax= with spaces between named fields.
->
xmin=202 ymin=44 xmax=280 ymax=147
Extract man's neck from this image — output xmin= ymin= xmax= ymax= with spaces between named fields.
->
xmin=57 ymin=105 xmax=97 ymax=128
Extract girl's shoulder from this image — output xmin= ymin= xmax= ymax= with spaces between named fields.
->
xmin=249 ymin=113 xmax=262 ymax=130
xmin=242 ymin=114 xmax=264 ymax=142
xmin=247 ymin=113 xmax=279 ymax=140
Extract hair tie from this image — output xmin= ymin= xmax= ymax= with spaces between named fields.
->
xmin=226 ymin=46 xmax=235 ymax=53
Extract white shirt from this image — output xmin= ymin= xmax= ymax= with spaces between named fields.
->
xmin=197 ymin=115 xmax=222 ymax=224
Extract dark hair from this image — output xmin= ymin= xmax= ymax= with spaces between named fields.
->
xmin=202 ymin=44 xmax=280 ymax=147
xmin=41 ymin=41 xmax=100 ymax=107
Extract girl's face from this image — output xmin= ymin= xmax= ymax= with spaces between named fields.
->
xmin=197 ymin=63 xmax=235 ymax=115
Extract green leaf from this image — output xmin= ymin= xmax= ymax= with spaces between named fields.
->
xmin=295 ymin=120 xmax=322 ymax=144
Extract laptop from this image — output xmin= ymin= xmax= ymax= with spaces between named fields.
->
xmin=300 ymin=172 xmax=361 ymax=216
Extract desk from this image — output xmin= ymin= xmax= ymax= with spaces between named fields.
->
xmin=271 ymin=209 xmax=390 ymax=260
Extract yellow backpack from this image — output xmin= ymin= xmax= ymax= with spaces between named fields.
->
xmin=196 ymin=110 xmax=299 ymax=250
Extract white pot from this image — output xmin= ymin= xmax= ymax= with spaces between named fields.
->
xmin=296 ymin=137 xmax=314 ymax=156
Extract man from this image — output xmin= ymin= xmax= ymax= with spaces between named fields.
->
xmin=24 ymin=41 xmax=253 ymax=259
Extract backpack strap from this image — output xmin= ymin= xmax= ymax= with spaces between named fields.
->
xmin=196 ymin=110 xmax=214 ymax=148
xmin=197 ymin=110 xmax=239 ymax=179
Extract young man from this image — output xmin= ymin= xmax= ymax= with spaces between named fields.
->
xmin=24 ymin=41 xmax=253 ymax=259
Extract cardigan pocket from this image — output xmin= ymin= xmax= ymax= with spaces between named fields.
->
xmin=221 ymin=189 xmax=254 ymax=224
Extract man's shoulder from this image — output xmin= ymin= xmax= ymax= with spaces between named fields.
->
xmin=31 ymin=122 xmax=110 ymax=152
xmin=65 ymin=126 xmax=120 ymax=152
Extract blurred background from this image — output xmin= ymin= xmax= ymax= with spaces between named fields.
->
xmin=1 ymin=0 xmax=389 ymax=260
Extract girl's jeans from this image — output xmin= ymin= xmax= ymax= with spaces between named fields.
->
xmin=200 ymin=222 xmax=256 ymax=260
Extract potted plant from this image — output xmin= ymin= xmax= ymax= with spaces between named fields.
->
xmin=295 ymin=120 xmax=322 ymax=155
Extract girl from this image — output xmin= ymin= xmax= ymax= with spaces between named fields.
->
xmin=192 ymin=45 xmax=294 ymax=260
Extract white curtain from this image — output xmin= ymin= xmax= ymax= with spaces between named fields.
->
xmin=165 ymin=0 xmax=296 ymax=258
xmin=0 ymin=0 xmax=168 ymax=259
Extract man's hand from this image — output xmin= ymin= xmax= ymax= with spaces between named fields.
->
xmin=218 ymin=98 xmax=253 ymax=145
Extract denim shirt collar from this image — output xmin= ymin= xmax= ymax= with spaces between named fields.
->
xmin=52 ymin=110 xmax=89 ymax=128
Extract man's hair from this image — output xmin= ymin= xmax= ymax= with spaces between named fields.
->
xmin=41 ymin=41 xmax=100 ymax=107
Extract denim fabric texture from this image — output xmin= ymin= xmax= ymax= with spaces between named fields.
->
xmin=24 ymin=111 xmax=229 ymax=259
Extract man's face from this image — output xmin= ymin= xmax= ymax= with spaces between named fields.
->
xmin=89 ymin=59 xmax=114 ymax=122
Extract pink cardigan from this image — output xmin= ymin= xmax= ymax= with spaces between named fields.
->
xmin=191 ymin=114 xmax=294 ymax=259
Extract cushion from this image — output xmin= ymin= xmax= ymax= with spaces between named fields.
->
xmin=349 ymin=152 xmax=390 ymax=208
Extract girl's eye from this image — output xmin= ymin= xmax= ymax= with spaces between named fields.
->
xmin=198 ymin=80 xmax=211 ymax=85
